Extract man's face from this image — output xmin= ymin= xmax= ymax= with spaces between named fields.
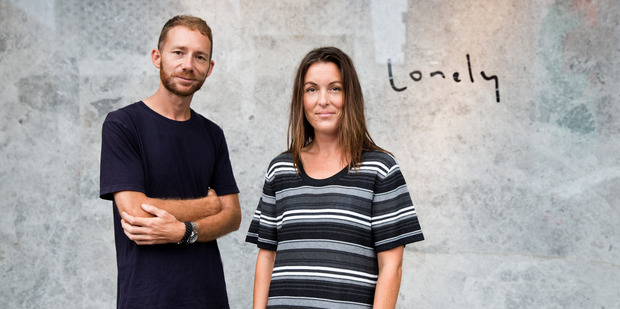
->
xmin=157 ymin=26 xmax=214 ymax=97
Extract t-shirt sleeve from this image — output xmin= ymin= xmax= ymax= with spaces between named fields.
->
xmin=371 ymin=156 xmax=424 ymax=252
xmin=207 ymin=125 xmax=239 ymax=196
xmin=245 ymin=164 xmax=278 ymax=251
xmin=99 ymin=114 xmax=145 ymax=200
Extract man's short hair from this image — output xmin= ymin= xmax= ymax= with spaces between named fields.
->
xmin=158 ymin=15 xmax=213 ymax=59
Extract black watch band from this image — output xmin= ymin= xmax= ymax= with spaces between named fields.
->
xmin=177 ymin=221 xmax=192 ymax=244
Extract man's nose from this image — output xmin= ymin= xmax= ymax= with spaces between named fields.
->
xmin=181 ymin=56 xmax=194 ymax=70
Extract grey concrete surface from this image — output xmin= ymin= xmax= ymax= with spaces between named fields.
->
xmin=1 ymin=0 xmax=619 ymax=308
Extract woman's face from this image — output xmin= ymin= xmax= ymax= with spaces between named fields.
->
xmin=303 ymin=62 xmax=344 ymax=137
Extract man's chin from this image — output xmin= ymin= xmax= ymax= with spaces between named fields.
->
xmin=164 ymin=83 xmax=203 ymax=97
xmin=174 ymin=90 xmax=200 ymax=97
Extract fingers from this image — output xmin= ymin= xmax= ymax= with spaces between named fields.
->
xmin=207 ymin=188 xmax=218 ymax=197
xmin=121 ymin=211 xmax=137 ymax=225
xmin=141 ymin=203 xmax=169 ymax=218
xmin=121 ymin=205 xmax=176 ymax=230
xmin=121 ymin=218 xmax=137 ymax=235
xmin=120 ymin=218 xmax=149 ymax=244
xmin=120 ymin=210 xmax=155 ymax=244
xmin=120 ymin=207 xmax=182 ymax=245
xmin=203 ymin=189 xmax=223 ymax=216
xmin=121 ymin=217 xmax=163 ymax=245
xmin=121 ymin=210 xmax=150 ymax=228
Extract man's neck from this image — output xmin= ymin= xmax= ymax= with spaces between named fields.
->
xmin=143 ymin=86 xmax=193 ymax=121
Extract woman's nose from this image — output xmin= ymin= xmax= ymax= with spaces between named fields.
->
xmin=317 ymin=90 xmax=328 ymax=105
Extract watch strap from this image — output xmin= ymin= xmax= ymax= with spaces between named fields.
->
xmin=177 ymin=221 xmax=192 ymax=244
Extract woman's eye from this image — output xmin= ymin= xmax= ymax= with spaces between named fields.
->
xmin=305 ymin=88 xmax=316 ymax=93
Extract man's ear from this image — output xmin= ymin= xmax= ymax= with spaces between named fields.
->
xmin=206 ymin=60 xmax=215 ymax=78
xmin=151 ymin=49 xmax=161 ymax=69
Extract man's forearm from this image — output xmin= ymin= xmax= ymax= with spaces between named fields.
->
xmin=116 ymin=191 xmax=237 ymax=246
xmin=151 ymin=193 xmax=222 ymax=222
xmin=194 ymin=193 xmax=241 ymax=242
xmin=114 ymin=190 xmax=222 ymax=222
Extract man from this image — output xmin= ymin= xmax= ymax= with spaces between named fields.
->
xmin=100 ymin=15 xmax=241 ymax=308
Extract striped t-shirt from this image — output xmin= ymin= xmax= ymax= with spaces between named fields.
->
xmin=246 ymin=151 xmax=424 ymax=308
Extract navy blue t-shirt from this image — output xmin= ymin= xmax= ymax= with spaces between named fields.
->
xmin=100 ymin=101 xmax=239 ymax=309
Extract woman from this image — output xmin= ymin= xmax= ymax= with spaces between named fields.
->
xmin=246 ymin=46 xmax=424 ymax=308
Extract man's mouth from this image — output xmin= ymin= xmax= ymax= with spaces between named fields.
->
xmin=175 ymin=76 xmax=196 ymax=83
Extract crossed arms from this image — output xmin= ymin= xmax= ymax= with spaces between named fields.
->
xmin=114 ymin=190 xmax=241 ymax=245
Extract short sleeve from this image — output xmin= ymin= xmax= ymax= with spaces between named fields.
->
xmin=371 ymin=156 xmax=424 ymax=252
xmin=99 ymin=114 xmax=145 ymax=200
xmin=208 ymin=126 xmax=239 ymax=196
xmin=245 ymin=165 xmax=278 ymax=251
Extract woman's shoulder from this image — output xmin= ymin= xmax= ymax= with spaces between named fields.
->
xmin=361 ymin=150 xmax=398 ymax=166
xmin=266 ymin=152 xmax=295 ymax=170
xmin=359 ymin=151 xmax=403 ymax=179
xmin=264 ymin=152 xmax=296 ymax=179
xmin=269 ymin=152 xmax=294 ymax=164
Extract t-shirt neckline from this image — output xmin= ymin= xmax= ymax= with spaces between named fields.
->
xmin=138 ymin=101 xmax=195 ymax=125
xmin=297 ymin=159 xmax=350 ymax=185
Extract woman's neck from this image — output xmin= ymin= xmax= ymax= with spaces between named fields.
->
xmin=301 ymin=138 xmax=350 ymax=179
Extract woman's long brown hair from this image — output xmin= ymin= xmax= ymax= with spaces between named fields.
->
xmin=287 ymin=46 xmax=389 ymax=170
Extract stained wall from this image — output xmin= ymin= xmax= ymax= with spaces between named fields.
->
xmin=1 ymin=0 xmax=619 ymax=308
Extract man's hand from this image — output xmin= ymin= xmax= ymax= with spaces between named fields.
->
xmin=202 ymin=189 xmax=223 ymax=217
xmin=121 ymin=204 xmax=186 ymax=245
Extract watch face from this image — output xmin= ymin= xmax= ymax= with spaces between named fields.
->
xmin=188 ymin=232 xmax=198 ymax=243
xmin=188 ymin=223 xmax=198 ymax=243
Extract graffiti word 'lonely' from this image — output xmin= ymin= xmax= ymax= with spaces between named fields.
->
xmin=387 ymin=54 xmax=500 ymax=103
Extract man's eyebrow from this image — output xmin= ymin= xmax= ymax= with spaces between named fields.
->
xmin=168 ymin=44 xmax=187 ymax=50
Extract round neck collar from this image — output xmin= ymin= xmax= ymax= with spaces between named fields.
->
xmin=297 ymin=159 xmax=350 ymax=185
xmin=138 ymin=101 xmax=194 ymax=124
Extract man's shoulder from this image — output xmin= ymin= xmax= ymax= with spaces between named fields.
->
xmin=191 ymin=109 xmax=224 ymax=133
xmin=104 ymin=101 xmax=143 ymax=123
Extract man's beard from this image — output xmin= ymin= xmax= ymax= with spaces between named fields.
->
xmin=160 ymin=63 xmax=207 ymax=97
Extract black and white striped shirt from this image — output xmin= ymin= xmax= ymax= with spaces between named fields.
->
xmin=246 ymin=151 xmax=424 ymax=308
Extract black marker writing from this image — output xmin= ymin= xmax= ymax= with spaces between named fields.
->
xmin=387 ymin=54 xmax=501 ymax=103
xmin=430 ymin=71 xmax=445 ymax=78
xmin=467 ymin=54 xmax=474 ymax=83
xmin=387 ymin=59 xmax=406 ymax=92
xmin=480 ymin=71 xmax=499 ymax=103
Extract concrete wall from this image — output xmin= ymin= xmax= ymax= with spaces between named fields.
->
xmin=1 ymin=0 xmax=619 ymax=308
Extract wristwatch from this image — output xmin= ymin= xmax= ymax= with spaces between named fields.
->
xmin=187 ymin=222 xmax=198 ymax=244
xmin=178 ymin=222 xmax=191 ymax=244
